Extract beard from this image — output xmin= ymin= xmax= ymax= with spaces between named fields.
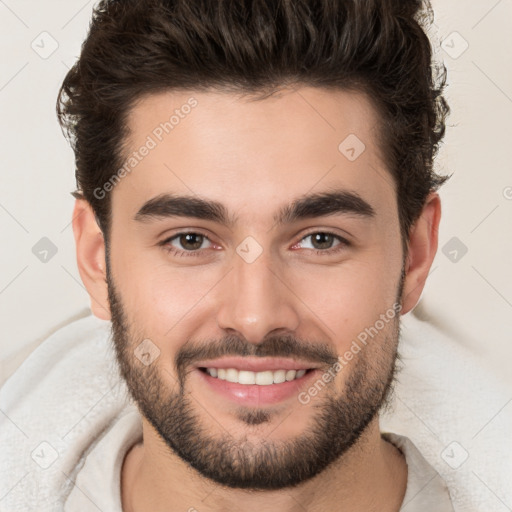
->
xmin=107 ymin=261 xmax=404 ymax=490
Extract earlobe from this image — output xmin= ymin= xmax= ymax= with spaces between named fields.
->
xmin=400 ymin=192 xmax=441 ymax=315
xmin=71 ymin=199 xmax=111 ymax=321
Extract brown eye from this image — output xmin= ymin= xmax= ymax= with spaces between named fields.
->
xmin=160 ymin=231 xmax=213 ymax=256
xmin=309 ymin=232 xmax=337 ymax=250
xmin=177 ymin=233 xmax=205 ymax=251
xmin=297 ymin=232 xmax=348 ymax=252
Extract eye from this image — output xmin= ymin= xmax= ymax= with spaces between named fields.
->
xmin=160 ymin=232 xmax=214 ymax=257
xmin=293 ymin=231 xmax=350 ymax=254
xmin=159 ymin=230 xmax=350 ymax=259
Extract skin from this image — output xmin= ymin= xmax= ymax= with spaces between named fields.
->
xmin=72 ymin=86 xmax=441 ymax=511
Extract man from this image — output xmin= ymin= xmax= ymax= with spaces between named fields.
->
xmin=0 ymin=0 xmax=455 ymax=510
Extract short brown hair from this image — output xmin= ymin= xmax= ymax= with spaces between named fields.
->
xmin=57 ymin=0 xmax=450 ymax=252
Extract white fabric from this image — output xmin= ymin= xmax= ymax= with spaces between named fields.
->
xmin=0 ymin=312 xmax=509 ymax=511
xmin=382 ymin=432 xmax=453 ymax=511
xmin=64 ymin=406 xmax=142 ymax=511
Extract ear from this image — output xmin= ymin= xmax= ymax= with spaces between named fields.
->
xmin=72 ymin=199 xmax=111 ymax=321
xmin=400 ymin=192 xmax=441 ymax=315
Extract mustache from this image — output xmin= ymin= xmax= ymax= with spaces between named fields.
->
xmin=175 ymin=333 xmax=339 ymax=376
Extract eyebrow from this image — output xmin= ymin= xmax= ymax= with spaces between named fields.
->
xmin=134 ymin=189 xmax=376 ymax=227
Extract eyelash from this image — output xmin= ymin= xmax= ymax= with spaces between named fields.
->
xmin=159 ymin=230 xmax=350 ymax=258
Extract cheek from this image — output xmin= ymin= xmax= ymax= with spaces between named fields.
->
xmin=148 ymin=270 xmax=214 ymax=319
xmin=290 ymin=256 xmax=401 ymax=336
xmin=118 ymin=257 xmax=224 ymax=342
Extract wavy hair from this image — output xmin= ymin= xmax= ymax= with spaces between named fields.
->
xmin=57 ymin=0 xmax=450 ymax=251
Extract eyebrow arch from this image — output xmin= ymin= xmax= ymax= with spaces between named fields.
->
xmin=134 ymin=189 xmax=375 ymax=227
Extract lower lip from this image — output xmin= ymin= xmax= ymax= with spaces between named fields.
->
xmin=196 ymin=368 xmax=319 ymax=406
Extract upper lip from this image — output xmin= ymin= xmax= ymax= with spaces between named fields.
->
xmin=195 ymin=356 xmax=320 ymax=372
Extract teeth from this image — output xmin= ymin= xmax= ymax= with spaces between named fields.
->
xmin=225 ymin=368 xmax=238 ymax=383
xmin=273 ymin=369 xmax=286 ymax=384
xmin=238 ymin=370 xmax=256 ymax=385
xmin=285 ymin=370 xmax=296 ymax=381
xmin=255 ymin=371 xmax=274 ymax=385
xmin=205 ymin=367 xmax=308 ymax=384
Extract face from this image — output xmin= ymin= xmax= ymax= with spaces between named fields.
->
xmin=105 ymin=87 xmax=406 ymax=489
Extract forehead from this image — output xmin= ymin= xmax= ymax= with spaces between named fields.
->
xmin=114 ymin=86 xmax=395 ymax=223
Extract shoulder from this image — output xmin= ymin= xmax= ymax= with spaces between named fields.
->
xmin=0 ymin=314 xmax=132 ymax=510
xmin=382 ymin=432 xmax=454 ymax=512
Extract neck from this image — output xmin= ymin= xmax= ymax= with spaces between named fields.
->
xmin=121 ymin=416 xmax=407 ymax=512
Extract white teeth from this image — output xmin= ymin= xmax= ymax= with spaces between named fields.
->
xmin=285 ymin=370 xmax=297 ymax=381
xmin=238 ymin=370 xmax=256 ymax=385
xmin=205 ymin=367 xmax=309 ymax=385
xmin=225 ymin=368 xmax=238 ymax=383
xmin=273 ymin=369 xmax=286 ymax=384
xmin=255 ymin=371 xmax=274 ymax=386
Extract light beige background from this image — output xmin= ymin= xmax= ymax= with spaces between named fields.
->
xmin=1 ymin=0 xmax=511 ymax=386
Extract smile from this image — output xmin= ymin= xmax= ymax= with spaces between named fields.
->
xmin=200 ymin=367 xmax=309 ymax=385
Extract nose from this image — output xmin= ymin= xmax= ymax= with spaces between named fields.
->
xmin=216 ymin=246 xmax=301 ymax=345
